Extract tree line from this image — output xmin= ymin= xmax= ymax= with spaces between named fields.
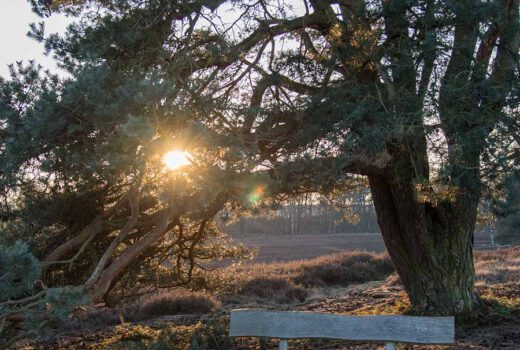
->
xmin=223 ymin=190 xmax=379 ymax=236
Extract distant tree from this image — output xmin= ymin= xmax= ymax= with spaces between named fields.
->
xmin=222 ymin=189 xmax=379 ymax=236
xmin=494 ymin=171 xmax=520 ymax=244
xmin=0 ymin=1 xmax=518 ymax=337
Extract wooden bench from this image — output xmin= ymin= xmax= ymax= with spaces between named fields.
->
xmin=229 ymin=309 xmax=454 ymax=350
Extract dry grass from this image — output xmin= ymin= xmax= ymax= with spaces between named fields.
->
xmin=231 ymin=250 xmax=393 ymax=285
xmin=222 ymin=251 xmax=394 ymax=304
xmin=475 ymin=247 xmax=520 ymax=286
xmin=473 ymin=247 xmax=520 ymax=325
xmin=16 ymin=247 xmax=520 ymax=349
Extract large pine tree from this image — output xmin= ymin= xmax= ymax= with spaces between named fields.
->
xmin=1 ymin=0 xmax=519 ymax=323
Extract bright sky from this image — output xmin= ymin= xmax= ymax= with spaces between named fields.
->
xmin=0 ymin=0 xmax=71 ymax=78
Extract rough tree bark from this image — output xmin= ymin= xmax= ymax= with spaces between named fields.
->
xmin=362 ymin=0 xmax=518 ymax=314
xmin=368 ymin=168 xmax=478 ymax=314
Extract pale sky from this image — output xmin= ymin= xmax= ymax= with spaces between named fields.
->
xmin=0 ymin=0 xmax=71 ymax=78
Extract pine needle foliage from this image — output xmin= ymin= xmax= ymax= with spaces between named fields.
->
xmin=0 ymin=1 xmax=517 ymax=343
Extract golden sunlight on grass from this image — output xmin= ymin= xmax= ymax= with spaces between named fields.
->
xmin=163 ymin=150 xmax=191 ymax=170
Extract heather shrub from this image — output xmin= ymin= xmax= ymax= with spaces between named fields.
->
xmin=239 ymin=277 xmax=292 ymax=298
xmin=294 ymin=252 xmax=394 ymax=287
xmin=62 ymin=292 xmax=218 ymax=330
xmin=133 ymin=292 xmax=219 ymax=321
xmin=284 ymin=286 xmax=309 ymax=302
xmin=64 ymin=306 xmax=124 ymax=330
xmin=238 ymin=277 xmax=308 ymax=303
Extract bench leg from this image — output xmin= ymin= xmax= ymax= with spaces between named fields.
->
xmin=385 ymin=342 xmax=396 ymax=350
xmin=279 ymin=339 xmax=289 ymax=350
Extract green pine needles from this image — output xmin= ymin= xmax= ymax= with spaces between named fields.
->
xmin=0 ymin=242 xmax=90 ymax=348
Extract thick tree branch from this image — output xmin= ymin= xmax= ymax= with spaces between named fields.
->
xmin=487 ymin=0 xmax=520 ymax=108
xmin=417 ymin=0 xmax=436 ymax=104
xmin=84 ymin=188 xmax=140 ymax=290
xmin=43 ymin=192 xmax=129 ymax=267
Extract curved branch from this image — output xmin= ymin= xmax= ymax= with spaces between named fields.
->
xmin=179 ymin=12 xmax=330 ymax=78
xmin=43 ymin=192 xmax=129 ymax=267
xmin=86 ymin=194 xmax=201 ymax=302
xmin=84 ymin=188 xmax=140 ymax=290
xmin=43 ymin=217 xmax=103 ymax=268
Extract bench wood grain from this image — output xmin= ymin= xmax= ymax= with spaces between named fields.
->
xmin=229 ymin=309 xmax=454 ymax=344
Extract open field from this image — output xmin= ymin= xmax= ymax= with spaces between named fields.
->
xmin=234 ymin=233 xmax=386 ymax=263
xmin=234 ymin=231 xmax=496 ymax=263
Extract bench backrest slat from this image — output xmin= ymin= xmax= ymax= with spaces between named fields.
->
xmin=229 ymin=310 xmax=454 ymax=344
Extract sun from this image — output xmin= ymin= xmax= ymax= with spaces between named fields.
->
xmin=163 ymin=150 xmax=191 ymax=170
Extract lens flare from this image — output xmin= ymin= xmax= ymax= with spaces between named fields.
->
xmin=247 ymin=186 xmax=265 ymax=204
xmin=163 ymin=150 xmax=191 ymax=170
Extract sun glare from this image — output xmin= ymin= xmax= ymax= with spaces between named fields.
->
xmin=163 ymin=150 xmax=191 ymax=170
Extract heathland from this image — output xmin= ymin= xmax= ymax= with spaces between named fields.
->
xmin=14 ymin=243 xmax=520 ymax=350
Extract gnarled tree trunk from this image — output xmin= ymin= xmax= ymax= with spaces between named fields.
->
xmin=368 ymin=155 xmax=480 ymax=314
